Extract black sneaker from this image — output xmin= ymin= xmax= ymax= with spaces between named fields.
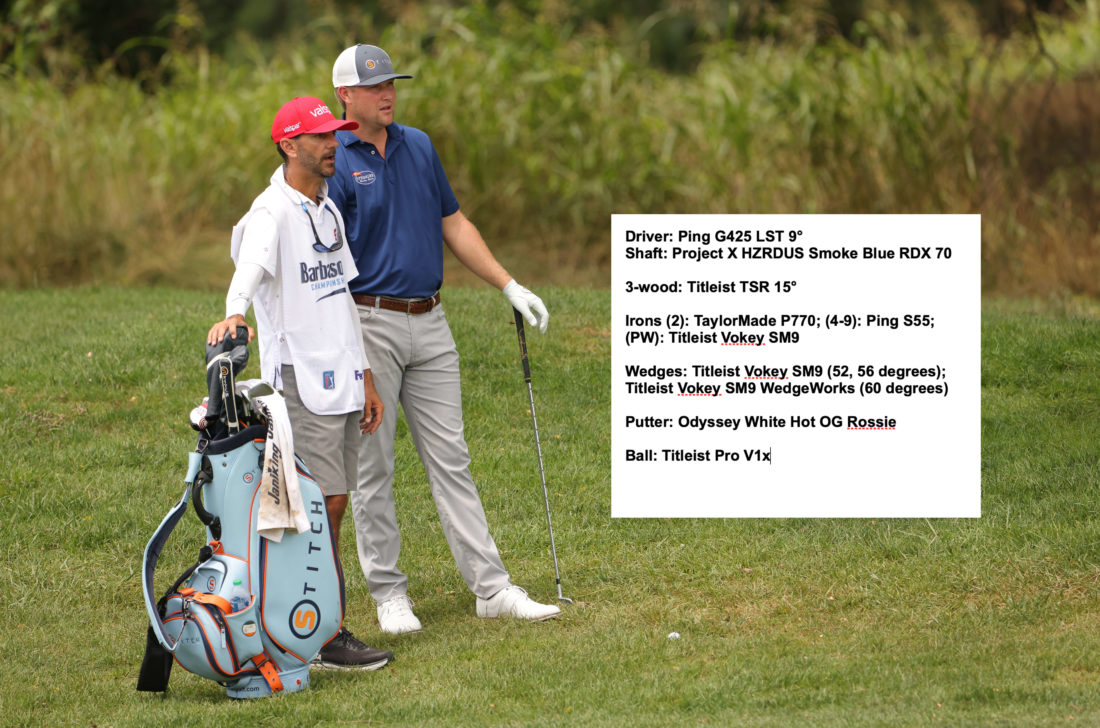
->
xmin=311 ymin=627 xmax=394 ymax=671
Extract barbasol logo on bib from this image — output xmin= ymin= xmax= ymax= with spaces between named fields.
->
xmin=300 ymin=259 xmax=344 ymax=283
xmin=353 ymin=170 xmax=376 ymax=186
xmin=323 ymin=371 xmax=335 ymax=390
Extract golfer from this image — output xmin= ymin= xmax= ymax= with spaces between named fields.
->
xmin=207 ymin=95 xmax=393 ymax=669
xmin=328 ymin=44 xmax=561 ymax=634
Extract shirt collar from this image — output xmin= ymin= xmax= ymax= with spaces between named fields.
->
xmin=336 ymin=123 xmax=404 ymax=150
xmin=270 ymin=165 xmax=330 ymax=210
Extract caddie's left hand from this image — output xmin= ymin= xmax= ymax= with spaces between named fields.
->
xmin=503 ymin=279 xmax=549 ymax=333
xmin=207 ymin=314 xmax=255 ymax=346
xmin=360 ymin=369 xmax=384 ymax=435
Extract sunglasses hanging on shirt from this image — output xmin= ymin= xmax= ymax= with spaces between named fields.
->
xmin=306 ymin=206 xmax=344 ymax=253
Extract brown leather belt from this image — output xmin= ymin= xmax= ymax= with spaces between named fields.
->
xmin=352 ymin=292 xmax=441 ymax=314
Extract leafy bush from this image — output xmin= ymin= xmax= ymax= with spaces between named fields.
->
xmin=1 ymin=5 xmax=1098 ymax=293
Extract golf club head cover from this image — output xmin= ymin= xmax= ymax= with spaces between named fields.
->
xmin=204 ymin=326 xmax=250 ymax=421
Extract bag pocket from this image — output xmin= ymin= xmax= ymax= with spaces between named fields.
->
xmin=164 ymin=590 xmax=263 ymax=682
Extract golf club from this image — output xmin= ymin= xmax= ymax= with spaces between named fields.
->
xmin=513 ymin=308 xmax=572 ymax=605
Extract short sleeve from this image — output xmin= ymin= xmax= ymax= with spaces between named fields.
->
xmin=429 ymin=144 xmax=460 ymax=218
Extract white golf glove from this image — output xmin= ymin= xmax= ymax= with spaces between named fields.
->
xmin=503 ymin=279 xmax=549 ymax=333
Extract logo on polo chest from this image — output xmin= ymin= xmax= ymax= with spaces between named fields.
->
xmin=353 ymin=170 xmax=376 ymax=186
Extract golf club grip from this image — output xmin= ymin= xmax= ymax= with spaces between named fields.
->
xmin=513 ymin=308 xmax=532 ymax=381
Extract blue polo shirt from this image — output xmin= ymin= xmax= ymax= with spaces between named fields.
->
xmin=329 ymin=123 xmax=460 ymax=299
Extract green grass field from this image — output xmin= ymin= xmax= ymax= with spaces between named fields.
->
xmin=0 ymin=288 xmax=1097 ymax=726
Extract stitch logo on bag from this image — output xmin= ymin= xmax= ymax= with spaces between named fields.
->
xmin=289 ymin=600 xmax=320 ymax=638
xmin=207 ymin=576 xmax=217 ymax=591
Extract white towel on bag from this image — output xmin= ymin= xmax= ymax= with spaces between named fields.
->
xmin=253 ymin=393 xmax=311 ymax=541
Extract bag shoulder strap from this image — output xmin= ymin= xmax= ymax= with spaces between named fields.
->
xmin=136 ymin=451 xmax=205 ymax=692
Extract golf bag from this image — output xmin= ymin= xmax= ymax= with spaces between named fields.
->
xmin=138 ymin=328 xmax=343 ymax=698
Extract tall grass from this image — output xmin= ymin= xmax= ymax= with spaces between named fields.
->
xmin=2 ymin=5 xmax=1099 ymax=293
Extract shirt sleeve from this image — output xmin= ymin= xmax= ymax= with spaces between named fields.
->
xmin=225 ymin=261 xmax=266 ymax=318
xmin=235 ymin=208 xmax=279 ymax=274
xmin=430 ymin=144 xmax=460 ymax=218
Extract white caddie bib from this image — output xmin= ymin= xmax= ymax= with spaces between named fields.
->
xmin=232 ymin=168 xmax=365 ymax=416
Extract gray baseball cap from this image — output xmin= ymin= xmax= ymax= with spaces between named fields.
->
xmin=332 ymin=44 xmax=413 ymax=88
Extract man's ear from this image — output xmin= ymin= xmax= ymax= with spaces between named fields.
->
xmin=280 ymin=137 xmax=297 ymax=159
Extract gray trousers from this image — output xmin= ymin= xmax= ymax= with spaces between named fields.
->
xmin=350 ymin=303 xmax=511 ymax=602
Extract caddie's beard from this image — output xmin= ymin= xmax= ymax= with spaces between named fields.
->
xmin=297 ymin=147 xmax=335 ymax=179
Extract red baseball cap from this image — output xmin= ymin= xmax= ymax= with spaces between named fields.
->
xmin=271 ymin=96 xmax=358 ymax=142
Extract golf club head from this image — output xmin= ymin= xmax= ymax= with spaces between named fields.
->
xmin=230 ymin=379 xmax=275 ymax=425
xmin=204 ymin=327 xmax=250 ymax=422
xmin=237 ymin=378 xmax=275 ymax=403
xmin=188 ymin=397 xmax=210 ymax=432
xmin=558 ymin=596 xmax=574 ymax=605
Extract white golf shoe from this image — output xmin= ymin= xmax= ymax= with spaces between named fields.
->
xmin=476 ymin=585 xmax=561 ymax=621
xmin=377 ymin=595 xmax=423 ymax=635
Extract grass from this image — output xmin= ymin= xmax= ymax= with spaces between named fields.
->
xmin=0 ymin=288 xmax=1098 ymax=726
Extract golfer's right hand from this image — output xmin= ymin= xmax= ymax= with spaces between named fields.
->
xmin=503 ymin=279 xmax=549 ymax=333
xmin=207 ymin=314 xmax=255 ymax=346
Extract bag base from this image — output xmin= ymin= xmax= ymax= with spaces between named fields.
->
xmin=226 ymin=665 xmax=310 ymax=699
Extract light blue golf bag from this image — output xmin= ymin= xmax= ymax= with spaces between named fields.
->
xmin=138 ymin=330 xmax=343 ymax=698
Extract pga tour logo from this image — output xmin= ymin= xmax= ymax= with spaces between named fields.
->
xmin=323 ymin=370 xmax=335 ymax=390
xmin=353 ymin=170 xmax=376 ymax=186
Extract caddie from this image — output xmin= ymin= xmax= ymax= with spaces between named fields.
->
xmin=207 ymin=95 xmax=393 ymax=670
xmin=327 ymin=44 xmax=561 ymax=635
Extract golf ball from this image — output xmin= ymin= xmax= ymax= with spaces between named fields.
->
xmin=668 ymin=632 xmax=681 ymax=640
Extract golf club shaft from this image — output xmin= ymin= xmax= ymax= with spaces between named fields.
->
xmin=513 ymin=308 xmax=569 ymax=603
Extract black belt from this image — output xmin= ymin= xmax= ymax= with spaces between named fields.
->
xmin=352 ymin=292 xmax=440 ymax=314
